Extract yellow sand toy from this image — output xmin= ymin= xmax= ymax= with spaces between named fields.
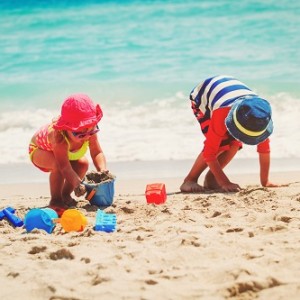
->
xmin=55 ymin=209 xmax=87 ymax=232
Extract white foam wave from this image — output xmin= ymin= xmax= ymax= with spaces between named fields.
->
xmin=0 ymin=92 xmax=299 ymax=164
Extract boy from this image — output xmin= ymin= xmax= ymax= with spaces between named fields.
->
xmin=180 ymin=75 xmax=282 ymax=193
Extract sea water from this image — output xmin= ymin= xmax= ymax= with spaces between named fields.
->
xmin=1 ymin=0 xmax=300 ymax=164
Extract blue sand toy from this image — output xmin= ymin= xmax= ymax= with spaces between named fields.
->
xmin=24 ymin=208 xmax=58 ymax=234
xmin=0 ymin=207 xmax=23 ymax=227
xmin=94 ymin=209 xmax=116 ymax=232
xmin=84 ymin=179 xmax=115 ymax=208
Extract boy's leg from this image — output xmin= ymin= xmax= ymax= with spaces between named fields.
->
xmin=204 ymin=144 xmax=240 ymax=189
xmin=180 ymin=152 xmax=207 ymax=192
xmin=61 ymin=157 xmax=89 ymax=205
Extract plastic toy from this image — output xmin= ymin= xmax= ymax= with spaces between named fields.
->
xmin=24 ymin=208 xmax=87 ymax=233
xmin=94 ymin=209 xmax=116 ymax=232
xmin=0 ymin=207 xmax=23 ymax=227
xmin=83 ymin=180 xmax=115 ymax=208
xmin=145 ymin=183 xmax=167 ymax=204
xmin=24 ymin=208 xmax=58 ymax=233
xmin=58 ymin=209 xmax=87 ymax=232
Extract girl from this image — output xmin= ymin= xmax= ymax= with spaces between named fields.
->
xmin=29 ymin=94 xmax=107 ymax=213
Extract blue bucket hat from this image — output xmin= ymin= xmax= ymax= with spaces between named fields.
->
xmin=225 ymin=96 xmax=273 ymax=145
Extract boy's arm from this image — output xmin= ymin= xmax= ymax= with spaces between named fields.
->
xmin=206 ymin=159 xmax=241 ymax=192
xmin=204 ymin=108 xmax=241 ymax=192
xmin=259 ymin=152 xmax=285 ymax=187
xmin=258 ymin=140 xmax=287 ymax=187
xmin=259 ymin=152 xmax=270 ymax=186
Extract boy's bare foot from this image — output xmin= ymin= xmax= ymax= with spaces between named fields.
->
xmin=204 ymin=173 xmax=221 ymax=190
xmin=180 ymin=181 xmax=204 ymax=193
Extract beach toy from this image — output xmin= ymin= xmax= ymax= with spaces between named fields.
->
xmin=58 ymin=209 xmax=87 ymax=232
xmin=24 ymin=208 xmax=58 ymax=233
xmin=145 ymin=183 xmax=167 ymax=204
xmin=94 ymin=209 xmax=116 ymax=232
xmin=0 ymin=207 xmax=24 ymax=227
xmin=83 ymin=179 xmax=115 ymax=208
xmin=24 ymin=208 xmax=87 ymax=233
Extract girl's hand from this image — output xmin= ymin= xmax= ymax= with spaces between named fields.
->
xmin=97 ymin=170 xmax=113 ymax=182
xmin=74 ymin=184 xmax=86 ymax=197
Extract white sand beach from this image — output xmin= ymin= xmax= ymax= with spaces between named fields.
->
xmin=0 ymin=160 xmax=300 ymax=300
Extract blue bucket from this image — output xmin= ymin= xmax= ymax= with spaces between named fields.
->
xmin=84 ymin=180 xmax=115 ymax=208
xmin=24 ymin=208 xmax=58 ymax=234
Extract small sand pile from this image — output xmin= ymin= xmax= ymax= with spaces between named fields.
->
xmin=84 ymin=170 xmax=115 ymax=185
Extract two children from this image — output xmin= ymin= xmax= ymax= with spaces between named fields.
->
xmin=29 ymin=94 xmax=107 ymax=211
xmin=29 ymin=76 xmax=282 ymax=209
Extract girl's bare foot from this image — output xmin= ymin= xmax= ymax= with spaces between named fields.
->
xmin=48 ymin=200 xmax=67 ymax=217
xmin=180 ymin=181 xmax=204 ymax=193
xmin=49 ymin=199 xmax=67 ymax=208
xmin=62 ymin=195 xmax=77 ymax=208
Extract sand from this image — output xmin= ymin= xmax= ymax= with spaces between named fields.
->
xmin=1 ymin=166 xmax=300 ymax=300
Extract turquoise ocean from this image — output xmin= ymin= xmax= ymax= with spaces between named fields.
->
xmin=1 ymin=0 xmax=300 ymax=168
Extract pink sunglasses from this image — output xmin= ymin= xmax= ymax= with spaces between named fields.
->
xmin=72 ymin=125 xmax=99 ymax=139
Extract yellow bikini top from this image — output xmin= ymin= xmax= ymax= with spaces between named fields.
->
xmin=62 ymin=132 xmax=89 ymax=161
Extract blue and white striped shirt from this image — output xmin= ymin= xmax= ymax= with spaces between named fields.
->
xmin=190 ymin=75 xmax=257 ymax=113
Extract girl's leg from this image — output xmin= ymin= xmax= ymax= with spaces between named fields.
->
xmin=61 ymin=157 xmax=89 ymax=205
xmin=49 ymin=170 xmax=65 ymax=206
xmin=30 ymin=148 xmax=66 ymax=205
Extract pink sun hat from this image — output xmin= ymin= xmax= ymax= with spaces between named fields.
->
xmin=53 ymin=94 xmax=103 ymax=131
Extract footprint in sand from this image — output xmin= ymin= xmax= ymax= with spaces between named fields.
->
xmin=7 ymin=272 xmax=19 ymax=278
xmin=28 ymin=246 xmax=47 ymax=254
xmin=120 ymin=207 xmax=134 ymax=214
xmin=225 ymin=277 xmax=281 ymax=297
xmin=274 ymin=215 xmax=293 ymax=223
xmin=49 ymin=248 xmax=74 ymax=260
xmin=91 ymin=274 xmax=110 ymax=285
xmin=210 ymin=211 xmax=222 ymax=218
xmin=226 ymin=227 xmax=244 ymax=233
xmin=145 ymin=279 xmax=158 ymax=285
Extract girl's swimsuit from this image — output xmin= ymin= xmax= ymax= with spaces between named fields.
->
xmin=29 ymin=123 xmax=89 ymax=172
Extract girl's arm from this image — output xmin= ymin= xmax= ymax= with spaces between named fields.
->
xmin=89 ymin=134 xmax=107 ymax=171
xmin=50 ymin=131 xmax=82 ymax=188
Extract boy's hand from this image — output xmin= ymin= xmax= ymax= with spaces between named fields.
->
xmin=262 ymin=181 xmax=289 ymax=188
xmin=74 ymin=184 xmax=86 ymax=197
xmin=221 ymin=182 xmax=241 ymax=192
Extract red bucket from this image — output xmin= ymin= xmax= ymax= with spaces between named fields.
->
xmin=145 ymin=183 xmax=167 ymax=204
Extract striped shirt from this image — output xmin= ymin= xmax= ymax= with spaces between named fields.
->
xmin=190 ymin=75 xmax=257 ymax=134
xmin=189 ymin=76 xmax=269 ymax=161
